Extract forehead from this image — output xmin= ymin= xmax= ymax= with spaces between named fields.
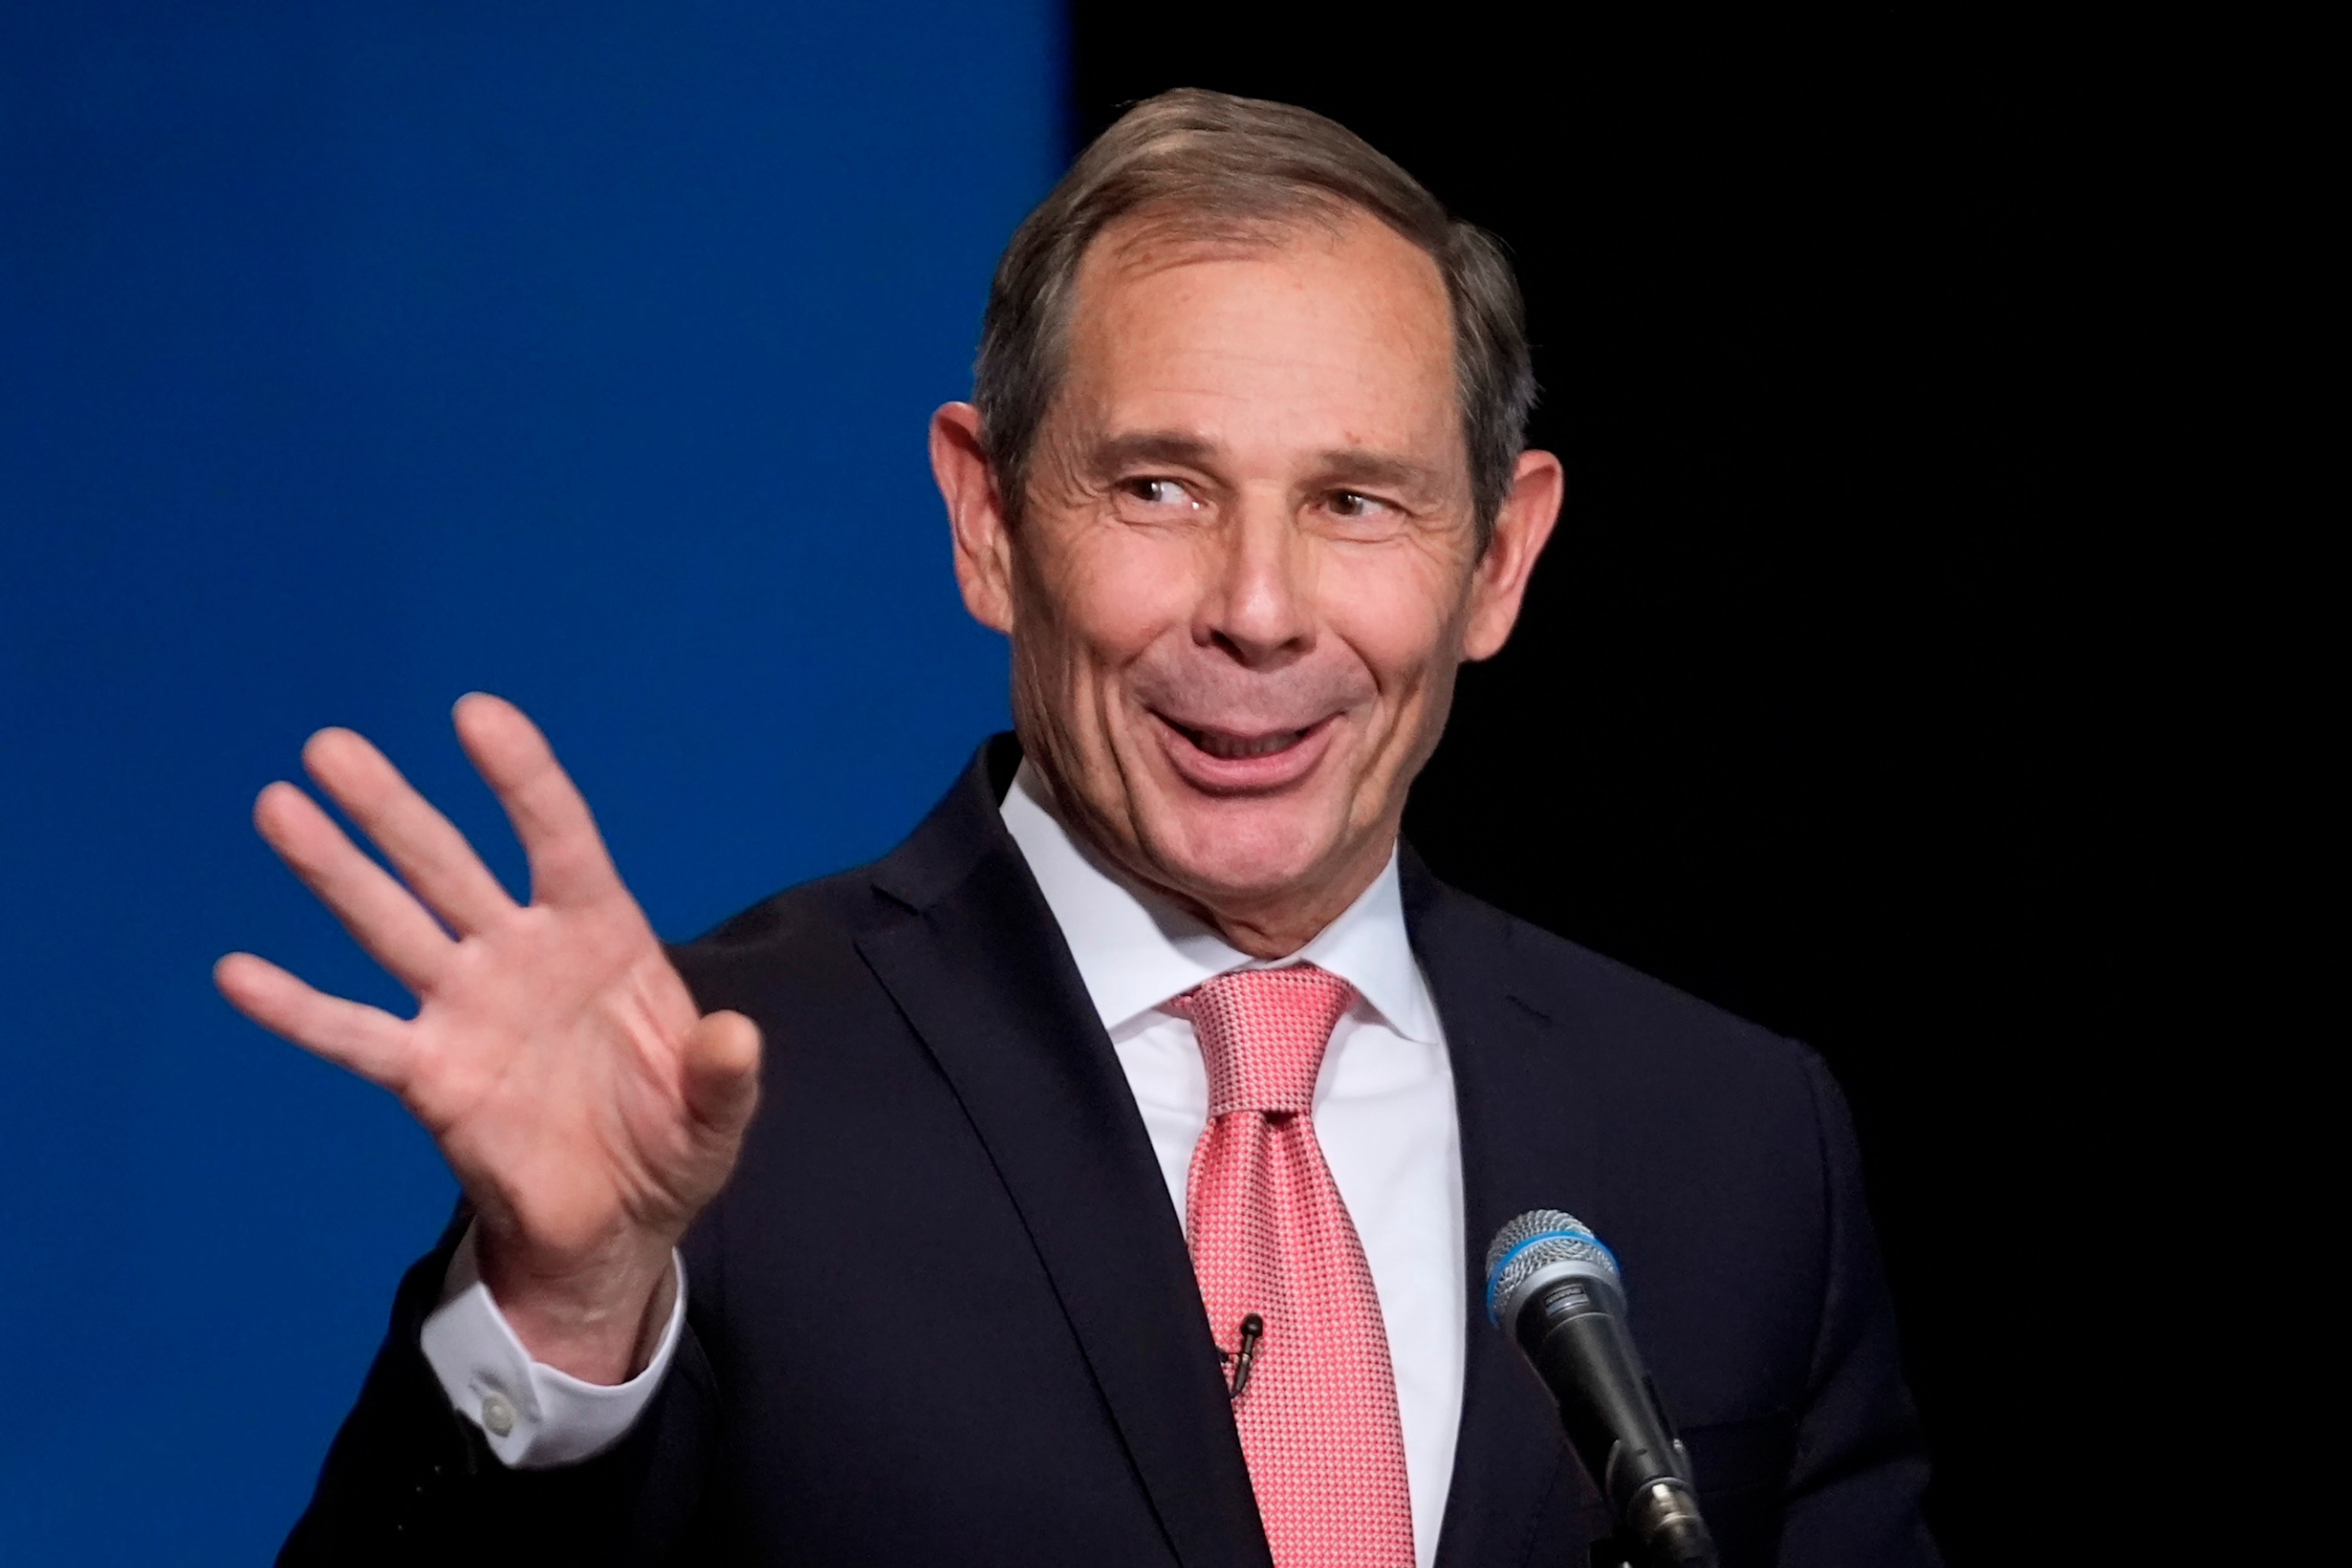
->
xmin=1057 ymin=208 xmax=1462 ymax=463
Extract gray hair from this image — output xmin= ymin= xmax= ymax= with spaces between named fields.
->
xmin=973 ymin=88 xmax=1537 ymax=543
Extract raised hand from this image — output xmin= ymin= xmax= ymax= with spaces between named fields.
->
xmin=216 ymin=694 xmax=760 ymax=1384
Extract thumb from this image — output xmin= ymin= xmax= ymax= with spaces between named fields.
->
xmin=681 ymin=1009 xmax=763 ymax=1142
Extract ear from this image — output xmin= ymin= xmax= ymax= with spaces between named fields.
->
xmin=1461 ymin=449 xmax=1564 ymax=662
xmin=931 ymin=402 xmax=1015 ymax=634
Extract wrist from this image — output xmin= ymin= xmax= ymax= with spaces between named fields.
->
xmin=476 ymin=1227 xmax=677 ymax=1385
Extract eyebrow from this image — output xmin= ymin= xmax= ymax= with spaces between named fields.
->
xmin=1087 ymin=431 xmax=1221 ymax=472
xmin=1312 ymin=449 xmax=1446 ymax=495
xmin=1086 ymin=431 xmax=1447 ymax=497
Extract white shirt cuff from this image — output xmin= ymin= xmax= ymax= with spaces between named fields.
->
xmin=417 ymin=1222 xmax=685 ymax=1470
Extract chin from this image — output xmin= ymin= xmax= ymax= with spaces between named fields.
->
xmin=1148 ymin=795 xmax=1353 ymax=906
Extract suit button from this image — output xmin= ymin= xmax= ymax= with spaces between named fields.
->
xmin=481 ymin=1391 xmax=517 ymax=1437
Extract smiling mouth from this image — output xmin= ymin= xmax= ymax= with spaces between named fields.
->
xmin=1165 ymin=717 xmax=1324 ymax=760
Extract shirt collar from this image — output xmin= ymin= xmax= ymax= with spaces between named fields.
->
xmin=998 ymin=760 xmax=1439 ymax=1045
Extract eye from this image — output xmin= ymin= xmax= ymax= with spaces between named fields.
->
xmin=1118 ymin=476 xmax=1195 ymax=509
xmin=1325 ymin=490 xmax=1394 ymax=521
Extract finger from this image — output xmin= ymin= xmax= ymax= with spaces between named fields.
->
xmin=302 ymin=726 xmax=514 ymax=935
xmin=214 ymin=952 xmax=412 ymax=1091
xmin=452 ymin=693 xmax=626 ymax=910
xmin=680 ymin=1010 xmax=763 ymax=1142
xmin=253 ymin=782 xmax=454 ymax=993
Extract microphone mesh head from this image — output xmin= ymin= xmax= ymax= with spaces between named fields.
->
xmin=1483 ymin=1208 xmax=1621 ymax=1326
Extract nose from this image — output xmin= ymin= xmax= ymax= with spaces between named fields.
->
xmin=1197 ymin=489 xmax=1314 ymax=668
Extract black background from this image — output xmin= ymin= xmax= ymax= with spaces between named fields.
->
xmin=1072 ymin=11 xmax=2220 ymax=1560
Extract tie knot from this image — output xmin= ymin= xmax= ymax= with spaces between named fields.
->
xmin=1173 ymin=965 xmax=1357 ymax=1116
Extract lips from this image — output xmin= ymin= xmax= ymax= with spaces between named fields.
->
xmin=1150 ymin=710 xmax=1337 ymax=792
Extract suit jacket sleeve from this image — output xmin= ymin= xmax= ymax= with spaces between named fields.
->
xmin=1776 ymin=1051 xmax=1941 ymax=1566
xmin=275 ymin=1208 xmax=720 ymax=1566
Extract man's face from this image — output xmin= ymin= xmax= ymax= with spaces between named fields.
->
xmin=936 ymin=208 xmax=1559 ymax=949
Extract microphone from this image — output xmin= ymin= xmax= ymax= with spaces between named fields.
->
xmin=1484 ymin=1210 xmax=1718 ymax=1568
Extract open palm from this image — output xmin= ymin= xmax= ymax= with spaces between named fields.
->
xmin=216 ymin=694 xmax=760 ymax=1379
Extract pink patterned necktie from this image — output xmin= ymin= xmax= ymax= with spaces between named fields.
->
xmin=1173 ymin=965 xmax=1416 ymax=1568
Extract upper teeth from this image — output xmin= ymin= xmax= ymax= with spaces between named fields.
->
xmin=1194 ymin=728 xmax=1302 ymax=760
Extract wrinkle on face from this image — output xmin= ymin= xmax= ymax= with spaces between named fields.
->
xmin=1001 ymin=210 xmax=1499 ymax=953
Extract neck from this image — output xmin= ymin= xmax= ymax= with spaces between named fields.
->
xmin=1172 ymin=833 xmax=1395 ymax=959
xmin=1197 ymin=889 xmax=1376 ymax=960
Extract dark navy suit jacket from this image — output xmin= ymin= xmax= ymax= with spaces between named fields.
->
xmin=281 ymin=737 xmax=1938 ymax=1566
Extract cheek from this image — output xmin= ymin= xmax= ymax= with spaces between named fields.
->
xmin=1321 ymin=547 xmax=1465 ymax=698
xmin=1027 ymin=522 xmax=1200 ymax=675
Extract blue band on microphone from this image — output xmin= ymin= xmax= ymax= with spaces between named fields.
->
xmin=1483 ymin=1228 xmax=1620 ymax=1324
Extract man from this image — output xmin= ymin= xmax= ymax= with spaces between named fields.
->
xmin=223 ymin=90 xmax=1936 ymax=1565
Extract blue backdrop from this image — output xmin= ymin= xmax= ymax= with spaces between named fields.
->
xmin=0 ymin=5 xmax=1056 ymax=1558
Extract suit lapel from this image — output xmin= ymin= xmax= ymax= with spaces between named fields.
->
xmin=854 ymin=742 xmax=1271 ymax=1568
xmin=1404 ymin=850 xmax=1611 ymax=1568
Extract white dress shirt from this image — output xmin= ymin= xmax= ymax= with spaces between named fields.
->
xmin=422 ymin=761 xmax=1466 ymax=1567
